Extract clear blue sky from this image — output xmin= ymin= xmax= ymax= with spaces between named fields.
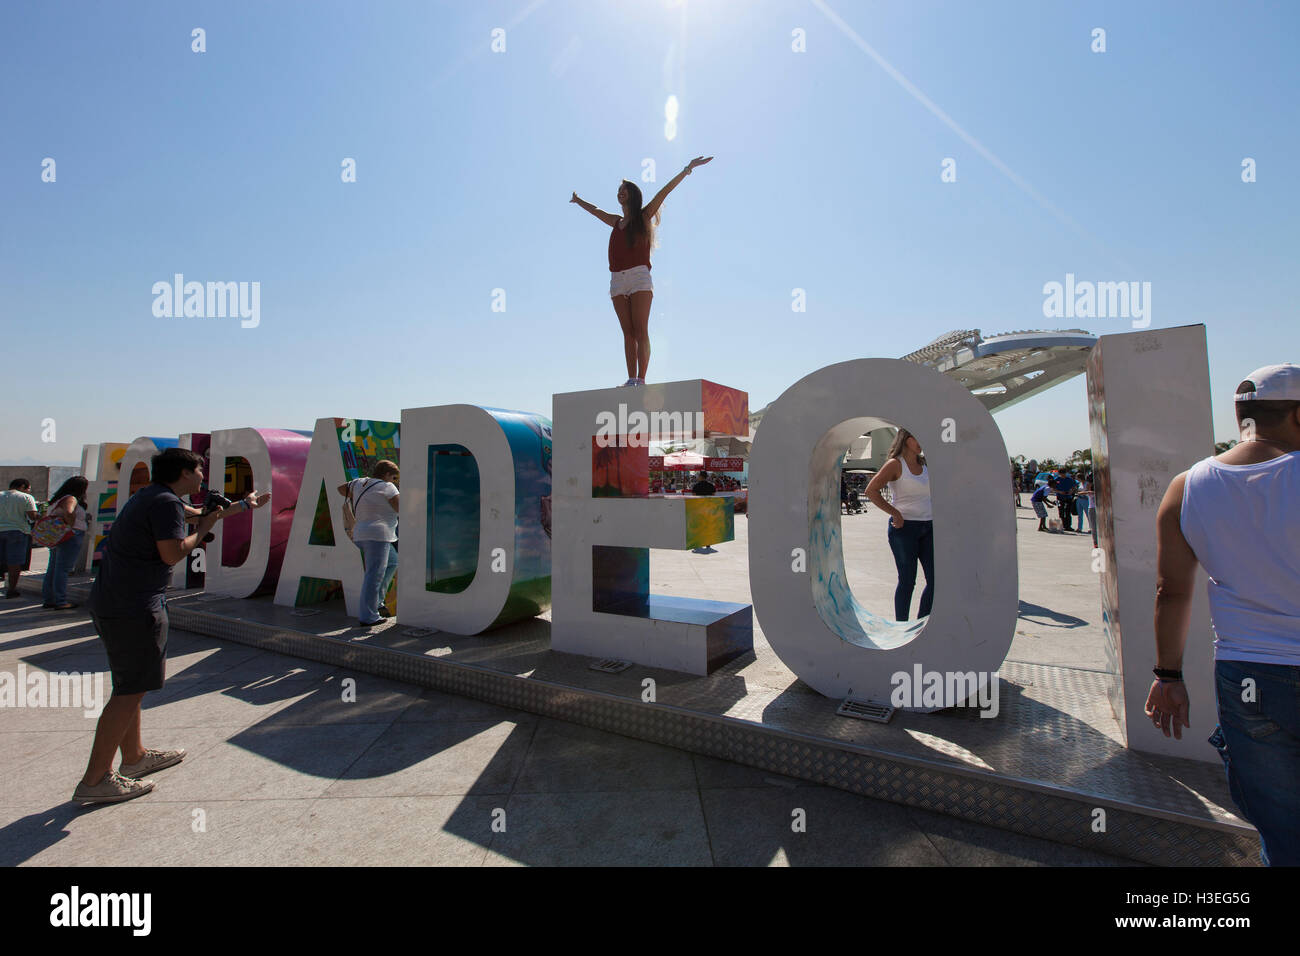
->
xmin=2 ymin=0 xmax=1296 ymax=466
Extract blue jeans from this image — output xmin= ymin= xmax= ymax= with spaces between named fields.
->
xmin=886 ymin=519 xmax=934 ymax=621
xmin=42 ymin=530 xmax=84 ymax=605
xmin=355 ymin=538 xmax=398 ymax=623
xmin=1210 ymin=659 xmax=1300 ymax=866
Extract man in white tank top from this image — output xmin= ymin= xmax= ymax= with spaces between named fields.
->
xmin=1147 ymin=364 xmax=1300 ymax=866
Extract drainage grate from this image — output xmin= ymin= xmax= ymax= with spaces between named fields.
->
xmin=290 ymin=608 xmax=323 ymax=617
xmin=837 ymin=698 xmax=895 ymax=723
xmin=401 ymin=626 xmax=438 ymax=637
xmin=589 ymin=658 xmax=633 ymax=674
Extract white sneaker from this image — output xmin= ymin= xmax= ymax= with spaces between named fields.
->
xmin=620 ymin=378 xmax=637 ymax=387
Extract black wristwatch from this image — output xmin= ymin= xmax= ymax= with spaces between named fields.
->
xmin=1152 ymin=666 xmax=1184 ymax=682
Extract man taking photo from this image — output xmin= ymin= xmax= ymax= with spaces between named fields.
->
xmin=73 ymin=447 xmax=269 ymax=804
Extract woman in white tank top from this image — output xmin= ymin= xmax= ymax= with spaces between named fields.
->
xmin=864 ymin=428 xmax=934 ymax=621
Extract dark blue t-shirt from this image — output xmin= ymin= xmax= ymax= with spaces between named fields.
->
xmin=1055 ymin=475 xmax=1078 ymax=496
xmin=89 ymin=483 xmax=186 ymax=615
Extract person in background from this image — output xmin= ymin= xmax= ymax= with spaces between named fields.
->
xmin=691 ymin=470 xmax=716 ymax=496
xmin=0 ymin=478 xmax=39 ymax=598
xmin=42 ymin=476 xmax=90 ymax=610
xmin=865 ymin=428 xmax=934 ymax=621
xmin=1076 ymin=473 xmax=1095 ymax=542
xmin=1012 ymin=464 xmax=1023 ymax=508
xmin=1054 ymin=468 xmax=1079 ymax=532
xmin=1085 ymin=470 xmax=1097 ymax=546
xmin=1029 ymin=480 xmax=1055 ymax=532
xmin=339 ymin=460 xmax=400 ymax=627
xmin=1146 ymin=364 xmax=1300 ymax=865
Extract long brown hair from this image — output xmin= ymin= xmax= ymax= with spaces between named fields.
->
xmin=886 ymin=428 xmax=925 ymax=465
xmin=619 ymin=180 xmax=660 ymax=251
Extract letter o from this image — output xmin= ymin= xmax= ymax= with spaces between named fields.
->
xmin=747 ymin=359 xmax=1016 ymax=703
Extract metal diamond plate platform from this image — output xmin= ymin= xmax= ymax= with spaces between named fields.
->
xmin=64 ymin=578 xmax=1259 ymax=866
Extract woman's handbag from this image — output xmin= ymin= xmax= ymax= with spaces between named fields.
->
xmin=32 ymin=499 xmax=74 ymax=549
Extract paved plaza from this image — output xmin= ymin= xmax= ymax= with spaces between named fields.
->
xmin=0 ymin=506 xmax=1139 ymax=866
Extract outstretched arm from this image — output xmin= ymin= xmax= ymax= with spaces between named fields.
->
xmin=644 ymin=155 xmax=712 ymax=220
xmin=570 ymin=192 xmax=620 ymax=227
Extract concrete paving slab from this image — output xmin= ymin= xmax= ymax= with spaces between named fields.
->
xmin=323 ymin=720 xmax=534 ymax=798
xmin=482 ymin=790 xmax=714 ymax=866
xmin=293 ymin=796 xmax=499 ymax=866
xmin=0 ymin=730 xmax=91 ymax=774
xmin=699 ymin=786 xmax=949 ymax=866
xmin=143 ymin=722 xmax=394 ymax=803
xmin=0 ymin=798 xmax=318 ymax=867
xmin=511 ymin=718 xmax=698 ymax=794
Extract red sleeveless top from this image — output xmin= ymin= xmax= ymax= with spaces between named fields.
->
xmin=608 ymin=219 xmax=652 ymax=272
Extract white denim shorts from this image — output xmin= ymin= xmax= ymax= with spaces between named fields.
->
xmin=609 ymin=265 xmax=653 ymax=298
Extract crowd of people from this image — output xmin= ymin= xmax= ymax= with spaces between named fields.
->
xmin=651 ymin=472 xmax=744 ymax=494
xmin=1012 ymin=462 xmax=1097 ymax=544
xmin=0 ymin=475 xmax=92 ymax=609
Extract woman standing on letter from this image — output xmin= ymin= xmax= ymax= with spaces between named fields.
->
xmin=570 ymin=156 xmax=712 ymax=386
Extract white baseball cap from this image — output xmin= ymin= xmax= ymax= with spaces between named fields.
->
xmin=1235 ymin=364 xmax=1300 ymax=402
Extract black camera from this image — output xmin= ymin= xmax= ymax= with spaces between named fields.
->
xmin=203 ymin=491 xmax=233 ymax=515
xmin=199 ymin=492 xmax=234 ymax=543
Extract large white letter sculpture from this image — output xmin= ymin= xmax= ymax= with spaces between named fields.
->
xmin=1087 ymin=324 xmax=1216 ymax=762
xmin=206 ymin=428 xmax=310 ymax=598
xmin=80 ymin=442 xmax=127 ymax=572
xmin=274 ymin=418 xmax=367 ymax=615
xmin=552 ymin=379 xmax=752 ymax=675
xmin=748 ymin=359 xmax=1017 ymax=704
xmin=397 ymin=405 xmax=552 ymax=634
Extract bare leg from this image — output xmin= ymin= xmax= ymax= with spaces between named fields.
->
xmin=81 ymin=692 xmax=145 ymax=785
xmin=119 ymin=701 xmax=146 ymax=766
xmin=611 ymin=295 xmax=636 ymax=379
xmin=629 ymin=290 xmax=652 ymax=380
